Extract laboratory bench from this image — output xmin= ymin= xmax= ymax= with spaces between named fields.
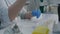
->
xmin=0 ymin=14 xmax=59 ymax=34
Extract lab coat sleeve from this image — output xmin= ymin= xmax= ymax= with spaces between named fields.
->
xmin=0 ymin=7 xmax=14 ymax=29
xmin=0 ymin=0 xmax=14 ymax=28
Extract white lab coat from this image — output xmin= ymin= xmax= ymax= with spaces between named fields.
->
xmin=0 ymin=0 xmax=28 ymax=34
xmin=0 ymin=0 xmax=16 ymax=29
xmin=0 ymin=0 xmax=27 ymax=29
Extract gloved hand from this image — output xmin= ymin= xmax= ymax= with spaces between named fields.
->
xmin=32 ymin=9 xmax=41 ymax=18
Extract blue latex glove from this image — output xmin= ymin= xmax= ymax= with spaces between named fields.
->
xmin=32 ymin=9 xmax=41 ymax=18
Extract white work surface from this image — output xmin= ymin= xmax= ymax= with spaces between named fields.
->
xmin=0 ymin=14 xmax=58 ymax=34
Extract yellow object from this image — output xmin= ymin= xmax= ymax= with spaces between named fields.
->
xmin=32 ymin=26 xmax=49 ymax=34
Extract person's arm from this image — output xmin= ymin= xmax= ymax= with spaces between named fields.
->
xmin=8 ymin=0 xmax=27 ymax=21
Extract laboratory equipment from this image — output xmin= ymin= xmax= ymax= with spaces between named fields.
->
xmin=32 ymin=19 xmax=50 ymax=34
xmin=32 ymin=26 xmax=49 ymax=34
xmin=58 ymin=4 xmax=60 ymax=22
xmin=39 ymin=6 xmax=44 ymax=13
xmin=12 ymin=24 xmax=20 ymax=33
xmin=4 ymin=24 xmax=22 ymax=34
xmin=32 ymin=15 xmax=56 ymax=34
xmin=32 ymin=9 xmax=41 ymax=18
xmin=39 ymin=0 xmax=48 ymax=13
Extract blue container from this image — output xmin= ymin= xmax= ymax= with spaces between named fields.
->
xmin=32 ymin=9 xmax=41 ymax=18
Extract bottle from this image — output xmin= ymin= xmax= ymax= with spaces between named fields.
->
xmin=32 ymin=25 xmax=49 ymax=34
xmin=32 ymin=20 xmax=49 ymax=34
xmin=12 ymin=24 xmax=23 ymax=34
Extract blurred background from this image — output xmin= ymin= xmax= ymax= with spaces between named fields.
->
xmin=5 ymin=0 xmax=60 ymax=14
xmin=1 ymin=0 xmax=60 ymax=34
